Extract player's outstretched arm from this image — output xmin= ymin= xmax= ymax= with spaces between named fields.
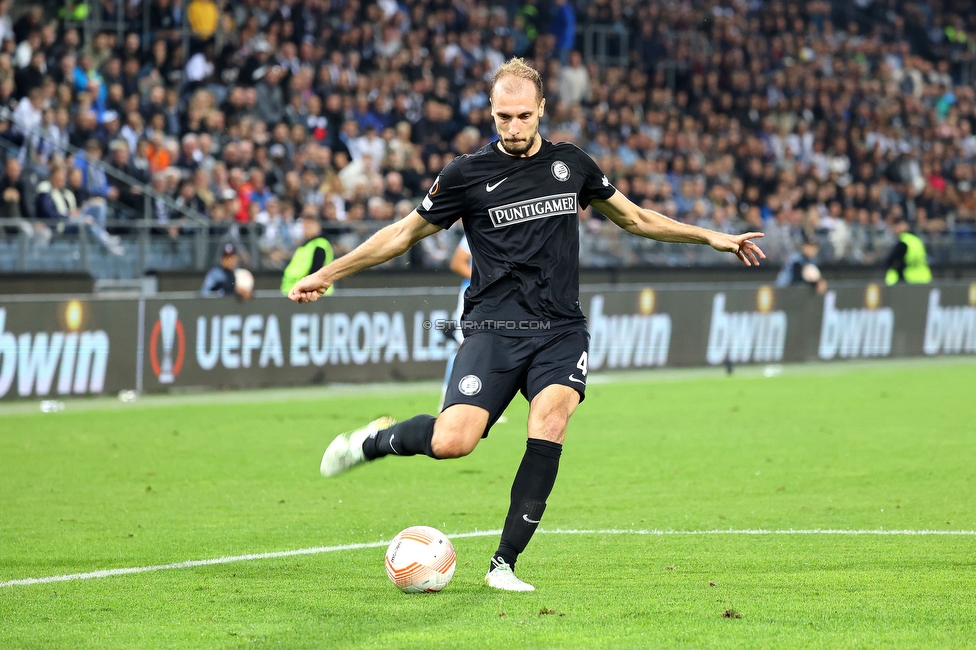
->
xmin=288 ymin=211 xmax=442 ymax=303
xmin=590 ymin=191 xmax=766 ymax=266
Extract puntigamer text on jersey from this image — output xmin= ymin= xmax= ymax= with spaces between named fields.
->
xmin=487 ymin=193 xmax=578 ymax=228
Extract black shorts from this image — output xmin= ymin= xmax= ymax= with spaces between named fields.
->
xmin=442 ymin=328 xmax=590 ymax=436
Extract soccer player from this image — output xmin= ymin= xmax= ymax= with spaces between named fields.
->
xmin=289 ymin=58 xmax=765 ymax=592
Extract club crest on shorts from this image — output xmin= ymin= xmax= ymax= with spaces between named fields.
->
xmin=458 ymin=374 xmax=482 ymax=396
xmin=551 ymin=160 xmax=571 ymax=182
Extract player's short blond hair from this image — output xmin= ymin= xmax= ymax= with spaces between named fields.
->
xmin=490 ymin=57 xmax=544 ymax=103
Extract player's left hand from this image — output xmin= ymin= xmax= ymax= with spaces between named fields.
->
xmin=711 ymin=232 xmax=766 ymax=266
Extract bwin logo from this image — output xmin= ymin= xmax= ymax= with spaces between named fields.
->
xmin=587 ymin=293 xmax=672 ymax=370
xmin=818 ymin=285 xmax=893 ymax=360
xmin=0 ymin=305 xmax=110 ymax=398
xmin=706 ymin=288 xmax=787 ymax=365
xmin=923 ymin=286 xmax=976 ymax=355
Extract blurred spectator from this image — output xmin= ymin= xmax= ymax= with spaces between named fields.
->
xmin=185 ymin=43 xmax=216 ymax=88
xmin=188 ymin=0 xmax=219 ymax=44
xmin=256 ymin=196 xmax=293 ymax=267
xmin=885 ymin=220 xmax=933 ymax=285
xmin=550 ymin=0 xmax=576 ymax=64
xmin=107 ymin=139 xmax=149 ymax=216
xmin=201 ymin=242 xmax=251 ymax=299
xmin=255 ymin=65 xmax=286 ymax=125
xmin=0 ymin=156 xmax=28 ymax=218
xmin=72 ymin=54 xmax=105 ymax=107
xmin=36 ymin=165 xmax=123 ymax=255
xmin=74 ymin=139 xmax=119 ymax=202
xmin=763 ymin=208 xmax=802 ymax=263
xmin=243 ymin=168 xmax=272 ymax=211
xmin=176 ymin=179 xmax=206 ymax=215
xmin=0 ymin=0 xmax=12 ymax=46
xmin=280 ymin=214 xmax=334 ymax=296
xmin=13 ymin=25 xmax=40 ymax=69
xmin=352 ymin=126 xmax=386 ymax=172
xmin=776 ymin=238 xmax=827 ymax=295
xmin=149 ymin=0 xmax=182 ymax=42
xmin=13 ymin=49 xmax=44 ymax=99
xmin=12 ymin=86 xmax=42 ymax=137
xmin=558 ymin=51 xmax=589 ymax=107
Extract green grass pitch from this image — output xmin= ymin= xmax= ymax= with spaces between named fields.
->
xmin=1 ymin=359 xmax=975 ymax=648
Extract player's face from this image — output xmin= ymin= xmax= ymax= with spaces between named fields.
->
xmin=490 ymin=82 xmax=545 ymax=157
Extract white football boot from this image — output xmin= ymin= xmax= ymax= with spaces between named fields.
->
xmin=319 ymin=417 xmax=396 ymax=477
xmin=484 ymin=556 xmax=535 ymax=592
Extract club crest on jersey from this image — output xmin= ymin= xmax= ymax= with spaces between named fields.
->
xmin=551 ymin=160 xmax=571 ymax=182
xmin=458 ymin=374 xmax=482 ymax=396
xmin=488 ymin=193 xmax=577 ymax=228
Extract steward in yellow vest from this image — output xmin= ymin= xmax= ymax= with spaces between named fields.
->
xmin=281 ymin=216 xmax=334 ymax=296
xmin=188 ymin=0 xmax=219 ymax=40
xmin=884 ymin=220 xmax=932 ymax=285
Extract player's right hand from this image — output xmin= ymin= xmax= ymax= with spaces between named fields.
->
xmin=288 ymin=273 xmax=332 ymax=303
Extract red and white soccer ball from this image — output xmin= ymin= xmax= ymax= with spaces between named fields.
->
xmin=384 ymin=526 xmax=456 ymax=593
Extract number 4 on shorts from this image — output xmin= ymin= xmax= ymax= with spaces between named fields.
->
xmin=576 ymin=351 xmax=588 ymax=377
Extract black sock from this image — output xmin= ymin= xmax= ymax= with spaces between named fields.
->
xmin=491 ymin=438 xmax=562 ymax=572
xmin=362 ymin=415 xmax=437 ymax=460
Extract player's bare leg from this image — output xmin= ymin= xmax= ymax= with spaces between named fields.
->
xmin=430 ymin=404 xmax=489 ymax=458
xmin=486 ymin=384 xmax=580 ymax=592
xmin=526 ymin=384 xmax=579 ymax=445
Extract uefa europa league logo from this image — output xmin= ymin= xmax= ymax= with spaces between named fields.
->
xmin=158 ymin=304 xmax=179 ymax=384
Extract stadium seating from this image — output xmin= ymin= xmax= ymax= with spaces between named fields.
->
xmin=0 ymin=0 xmax=975 ymax=279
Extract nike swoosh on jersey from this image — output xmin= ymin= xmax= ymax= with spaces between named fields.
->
xmin=568 ymin=374 xmax=586 ymax=385
xmin=486 ymin=177 xmax=508 ymax=192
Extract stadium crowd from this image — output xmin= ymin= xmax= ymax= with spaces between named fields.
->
xmin=0 ymin=0 xmax=975 ymax=269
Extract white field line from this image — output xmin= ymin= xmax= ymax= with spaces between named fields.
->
xmin=3 ymin=528 xmax=975 ymax=589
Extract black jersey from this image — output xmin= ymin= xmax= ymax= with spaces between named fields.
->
xmin=417 ymin=138 xmax=616 ymax=335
